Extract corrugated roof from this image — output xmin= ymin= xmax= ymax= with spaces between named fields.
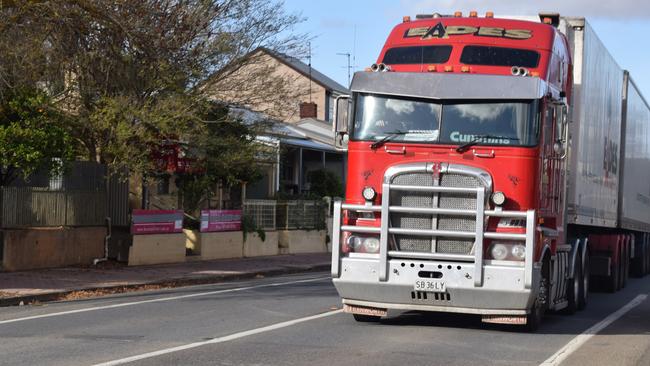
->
xmin=261 ymin=48 xmax=350 ymax=94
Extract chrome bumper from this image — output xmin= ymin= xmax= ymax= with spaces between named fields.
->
xmin=331 ymin=184 xmax=539 ymax=313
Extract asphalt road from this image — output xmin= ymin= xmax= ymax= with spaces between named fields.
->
xmin=0 ymin=272 xmax=648 ymax=366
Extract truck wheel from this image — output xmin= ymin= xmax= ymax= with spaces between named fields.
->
xmin=578 ymin=251 xmax=589 ymax=310
xmin=565 ymin=252 xmax=582 ymax=314
xmin=526 ymin=262 xmax=549 ymax=332
xmin=352 ymin=314 xmax=381 ymax=323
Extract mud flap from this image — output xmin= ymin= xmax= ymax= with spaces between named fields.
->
xmin=343 ymin=304 xmax=388 ymax=317
xmin=481 ymin=315 xmax=527 ymax=325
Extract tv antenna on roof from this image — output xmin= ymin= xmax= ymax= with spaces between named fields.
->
xmin=337 ymin=52 xmax=355 ymax=86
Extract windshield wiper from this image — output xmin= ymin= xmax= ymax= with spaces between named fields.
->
xmin=455 ymin=134 xmax=519 ymax=153
xmin=370 ymin=130 xmax=408 ymax=150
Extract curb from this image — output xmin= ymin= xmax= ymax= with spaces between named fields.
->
xmin=0 ymin=263 xmax=331 ymax=307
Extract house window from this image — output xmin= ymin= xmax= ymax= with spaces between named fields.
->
xmin=326 ymin=91 xmax=337 ymax=122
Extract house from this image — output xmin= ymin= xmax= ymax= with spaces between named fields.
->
xmin=207 ymin=47 xmax=350 ymax=124
xmin=143 ymin=47 xmax=349 ymax=210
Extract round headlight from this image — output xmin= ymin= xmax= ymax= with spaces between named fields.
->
xmin=490 ymin=243 xmax=509 ymax=260
xmin=362 ymin=186 xmax=376 ymax=201
xmin=346 ymin=235 xmax=363 ymax=251
xmin=511 ymin=244 xmax=526 ymax=260
xmin=362 ymin=237 xmax=380 ymax=253
xmin=491 ymin=191 xmax=506 ymax=206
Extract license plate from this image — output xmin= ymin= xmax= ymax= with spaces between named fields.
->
xmin=414 ymin=279 xmax=446 ymax=293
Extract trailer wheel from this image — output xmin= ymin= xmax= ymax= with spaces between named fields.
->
xmin=352 ymin=314 xmax=381 ymax=323
xmin=578 ymin=250 xmax=589 ymax=310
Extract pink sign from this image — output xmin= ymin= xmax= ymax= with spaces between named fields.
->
xmin=131 ymin=210 xmax=184 ymax=235
xmin=200 ymin=210 xmax=242 ymax=232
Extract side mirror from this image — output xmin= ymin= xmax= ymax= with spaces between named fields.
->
xmin=333 ymin=95 xmax=350 ymax=150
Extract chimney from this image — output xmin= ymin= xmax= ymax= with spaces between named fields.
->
xmin=299 ymin=102 xmax=317 ymax=119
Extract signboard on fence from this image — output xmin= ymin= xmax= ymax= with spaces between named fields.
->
xmin=200 ymin=210 xmax=242 ymax=232
xmin=131 ymin=209 xmax=184 ymax=235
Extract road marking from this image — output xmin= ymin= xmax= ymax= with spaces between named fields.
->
xmin=92 ymin=309 xmax=343 ymax=366
xmin=540 ymin=293 xmax=647 ymax=366
xmin=0 ymin=276 xmax=330 ymax=325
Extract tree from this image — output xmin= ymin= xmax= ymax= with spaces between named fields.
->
xmin=0 ymin=89 xmax=74 ymax=186
xmin=0 ymin=0 xmax=306 ymax=178
xmin=176 ymin=103 xmax=274 ymax=212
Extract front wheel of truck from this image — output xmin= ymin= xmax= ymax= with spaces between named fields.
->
xmin=526 ymin=261 xmax=549 ymax=332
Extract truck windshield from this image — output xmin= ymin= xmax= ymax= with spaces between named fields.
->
xmin=351 ymin=94 xmax=539 ymax=147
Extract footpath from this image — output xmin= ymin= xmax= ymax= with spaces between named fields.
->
xmin=0 ymin=253 xmax=331 ymax=306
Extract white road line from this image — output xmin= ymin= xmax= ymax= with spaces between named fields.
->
xmin=0 ymin=276 xmax=330 ymax=325
xmin=540 ymin=293 xmax=648 ymax=366
xmin=92 ymin=309 xmax=343 ymax=366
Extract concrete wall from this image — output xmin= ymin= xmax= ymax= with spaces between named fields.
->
xmin=184 ymin=229 xmax=201 ymax=255
xmin=200 ymin=231 xmax=244 ymax=260
xmin=278 ymin=230 xmax=327 ymax=254
xmin=2 ymin=227 xmax=106 ymax=271
xmin=128 ymin=233 xmax=186 ymax=266
xmin=244 ymin=231 xmax=279 ymax=257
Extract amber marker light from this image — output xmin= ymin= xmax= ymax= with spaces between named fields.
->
xmin=486 ymin=11 xmax=494 ymax=18
xmin=454 ymin=11 xmax=462 ymax=17
xmin=530 ymin=71 xmax=540 ymax=77
xmin=427 ymin=65 xmax=437 ymax=72
xmin=461 ymin=66 xmax=470 ymax=73
xmin=469 ymin=10 xmax=478 ymax=17
xmin=444 ymin=65 xmax=453 ymax=72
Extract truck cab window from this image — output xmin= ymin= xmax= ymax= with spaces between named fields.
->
xmin=439 ymin=101 xmax=539 ymax=146
xmin=352 ymin=94 xmax=440 ymax=143
xmin=460 ymin=46 xmax=540 ymax=68
xmin=382 ymin=45 xmax=452 ymax=65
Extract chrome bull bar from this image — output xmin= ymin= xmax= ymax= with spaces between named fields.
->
xmin=331 ymin=185 xmax=537 ymax=289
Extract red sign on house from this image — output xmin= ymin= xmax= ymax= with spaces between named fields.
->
xmin=200 ymin=210 xmax=242 ymax=232
xmin=131 ymin=209 xmax=184 ymax=235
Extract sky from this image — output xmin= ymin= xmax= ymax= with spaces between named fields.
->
xmin=283 ymin=0 xmax=650 ymax=99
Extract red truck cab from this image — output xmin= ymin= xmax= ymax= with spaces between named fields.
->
xmin=331 ymin=13 xmax=582 ymax=330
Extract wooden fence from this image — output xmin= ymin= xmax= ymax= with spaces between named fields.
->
xmin=1 ymin=187 xmax=108 ymax=228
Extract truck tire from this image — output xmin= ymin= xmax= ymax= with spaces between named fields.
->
xmin=526 ymin=260 xmax=549 ymax=332
xmin=352 ymin=314 xmax=381 ymax=323
xmin=578 ymin=250 xmax=589 ymax=310
xmin=565 ymin=252 xmax=582 ymax=314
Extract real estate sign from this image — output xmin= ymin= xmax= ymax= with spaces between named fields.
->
xmin=131 ymin=209 xmax=184 ymax=235
xmin=200 ymin=210 xmax=242 ymax=232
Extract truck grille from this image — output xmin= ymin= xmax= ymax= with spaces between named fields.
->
xmin=390 ymin=172 xmax=481 ymax=255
